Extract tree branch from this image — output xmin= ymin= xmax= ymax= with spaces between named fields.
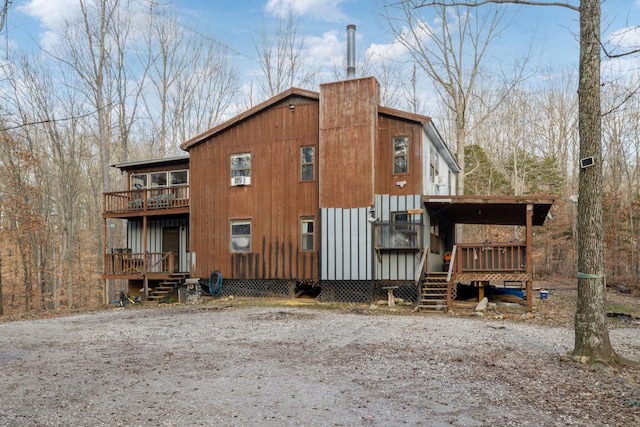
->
xmin=413 ymin=0 xmax=579 ymax=12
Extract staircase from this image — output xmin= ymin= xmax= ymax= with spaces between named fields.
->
xmin=417 ymin=272 xmax=449 ymax=311
xmin=147 ymin=274 xmax=187 ymax=303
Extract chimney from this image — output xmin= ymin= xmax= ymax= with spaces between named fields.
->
xmin=346 ymin=24 xmax=356 ymax=79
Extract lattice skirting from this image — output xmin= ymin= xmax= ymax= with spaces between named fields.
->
xmin=220 ymin=279 xmax=420 ymax=304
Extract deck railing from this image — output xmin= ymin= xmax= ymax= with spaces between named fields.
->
xmin=103 ymin=186 xmax=189 ymax=214
xmin=104 ymin=251 xmax=185 ymax=275
xmin=454 ymin=243 xmax=526 ymax=272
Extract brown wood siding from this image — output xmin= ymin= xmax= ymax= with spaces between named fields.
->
xmin=189 ymin=102 xmax=320 ymax=281
xmin=376 ymin=115 xmax=423 ymax=195
xmin=319 ymin=78 xmax=378 ymax=208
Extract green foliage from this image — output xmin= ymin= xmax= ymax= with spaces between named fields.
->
xmin=463 ymin=144 xmax=512 ymax=195
xmin=503 ymin=149 xmax=563 ymax=195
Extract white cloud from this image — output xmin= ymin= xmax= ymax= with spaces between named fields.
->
xmin=608 ymin=26 xmax=640 ymax=49
xmin=366 ymin=40 xmax=407 ymax=63
xmin=306 ymin=29 xmax=343 ymax=65
xmin=18 ymin=0 xmax=81 ymax=31
xmin=265 ymin=0 xmax=348 ymax=22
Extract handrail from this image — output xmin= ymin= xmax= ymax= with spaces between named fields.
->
xmin=103 ymin=185 xmax=190 ymax=214
xmin=446 ymin=244 xmax=457 ymax=283
xmin=414 ymin=245 xmax=429 ymax=304
xmin=414 ymin=245 xmax=429 ymax=287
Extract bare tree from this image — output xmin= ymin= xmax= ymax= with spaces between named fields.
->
xmin=410 ymin=0 xmax=639 ymax=366
xmin=252 ymin=9 xmax=315 ymax=100
xmin=383 ymin=2 xmax=530 ymax=196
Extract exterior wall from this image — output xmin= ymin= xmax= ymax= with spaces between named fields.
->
xmin=320 ymin=207 xmax=372 ymax=280
xmin=319 ymin=77 xmax=379 ymax=209
xmin=127 ymin=217 xmax=190 ymax=272
xmin=188 ymin=99 xmax=320 ymax=280
xmin=376 ymin=115 xmax=423 ymax=195
xmin=374 ymin=194 xmax=423 ymax=280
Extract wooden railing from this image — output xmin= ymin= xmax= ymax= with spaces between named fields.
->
xmin=104 ymin=251 xmax=184 ymax=275
xmin=454 ymin=243 xmax=526 ymax=272
xmin=103 ymin=186 xmax=189 ymax=214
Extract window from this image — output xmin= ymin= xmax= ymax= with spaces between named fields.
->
xmin=301 ymin=147 xmax=315 ymax=181
xmin=430 ymin=147 xmax=440 ymax=183
xmin=131 ymin=174 xmax=147 ymax=189
xmin=301 ymin=218 xmax=315 ymax=251
xmin=150 ymin=172 xmax=168 ymax=187
xmin=231 ymin=220 xmax=251 ymax=252
xmin=376 ymin=211 xmax=422 ymax=250
xmin=170 ymin=170 xmax=188 ymax=186
xmin=231 ymin=153 xmax=251 ymax=178
xmin=393 ymin=137 xmax=408 ymax=174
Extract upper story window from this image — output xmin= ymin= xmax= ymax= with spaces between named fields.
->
xmin=131 ymin=170 xmax=189 ymax=189
xmin=170 ymin=170 xmax=188 ymax=186
xmin=301 ymin=217 xmax=315 ymax=251
xmin=393 ymin=137 xmax=409 ymax=174
xmin=131 ymin=173 xmax=147 ymax=189
xmin=150 ymin=172 xmax=168 ymax=187
xmin=231 ymin=220 xmax=251 ymax=253
xmin=231 ymin=153 xmax=251 ymax=178
xmin=430 ymin=147 xmax=440 ymax=182
xmin=301 ymin=147 xmax=315 ymax=181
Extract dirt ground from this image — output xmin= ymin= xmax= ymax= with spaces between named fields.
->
xmin=1 ymin=281 xmax=639 ymax=427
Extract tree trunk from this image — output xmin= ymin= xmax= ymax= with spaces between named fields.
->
xmin=572 ymin=0 xmax=614 ymax=363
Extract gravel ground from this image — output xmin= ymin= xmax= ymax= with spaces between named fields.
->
xmin=1 ymin=293 xmax=639 ymax=427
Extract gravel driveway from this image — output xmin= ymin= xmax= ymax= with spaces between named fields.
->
xmin=1 ymin=302 xmax=639 ymax=426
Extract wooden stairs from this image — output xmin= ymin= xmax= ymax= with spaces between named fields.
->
xmin=417 ymin=272 xmax=449 ymax=312
xmin=147 ymin=274 xmax=187 ymax=303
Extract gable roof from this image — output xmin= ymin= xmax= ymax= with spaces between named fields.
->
xmin=181 ymin=87 xmax=320 ymax=151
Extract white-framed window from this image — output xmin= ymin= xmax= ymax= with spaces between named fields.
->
xmin=301 ymin=146 xmax=315 ymax=181
xmin=231 ymin=153 xmax=251 ymax=178
xmin=150 ymin=171 xmax=168 ymax=187
xmin=231 ymin=220 xmax=251 ymax=253
xmin=430 ymin=147 xmax=440 ymax=183
xmin=131 ymin=173 xmax=147 ymax=189
xmin=301 ymin=217 xmax=315 ymax=251
xmin=170 ymin=170 xmax=188 ymax=186
xmin=393 ymin=136 xmax=409 ymax=174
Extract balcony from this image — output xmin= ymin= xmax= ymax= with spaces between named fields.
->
xmin=374 ymin=221 xmax=424 ymax=251
xmin=103 ymin=186 xmax=189 ymax=217
xmin=103 ymin=251 xmax=187 ymax=279
xmin=450 ymin=242 xmax=529 ymax=284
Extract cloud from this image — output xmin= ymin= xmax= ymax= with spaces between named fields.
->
xmin=265 ymin=0 xmax=348 ymax=22
xmin=366 ymin=40 xmax=407 ymax=63
xmin=306 ymin=29 xmax=343 ymax=64
xmin=608 ymin=26 xmax=640 ymax=49
xmin=18 ymin=0 xmax=81 ymax=31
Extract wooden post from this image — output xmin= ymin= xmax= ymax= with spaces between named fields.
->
xmin=143 ymin=215 xmax=148 ymax=301
xmin=526 ymin=204 xmax=533 ymax=309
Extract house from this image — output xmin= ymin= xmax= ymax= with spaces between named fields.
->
xmin=102 ymin=75 xmax=553 ymax=310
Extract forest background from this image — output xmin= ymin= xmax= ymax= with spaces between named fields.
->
xmin=0 ymin=0 xmax=639 ymax=315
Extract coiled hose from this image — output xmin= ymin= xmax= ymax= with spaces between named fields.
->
xmin=208 ymin=271 xmax=223 ymax=297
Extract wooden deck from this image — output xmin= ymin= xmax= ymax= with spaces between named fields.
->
xmin=103 ymin=186 xmax=189 ymax=218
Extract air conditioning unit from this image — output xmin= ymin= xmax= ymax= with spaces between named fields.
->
xmin=437 ymin=176 xmax=447 ymax=186
xmin=231 ymin=176 xmax=251 ymax=186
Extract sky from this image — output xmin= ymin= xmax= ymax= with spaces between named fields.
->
xmin=3 ymin=0 xmax=640 ymax=108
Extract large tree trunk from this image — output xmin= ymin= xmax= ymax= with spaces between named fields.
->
xmin=572 ymin=0 xmax=614 ymax=363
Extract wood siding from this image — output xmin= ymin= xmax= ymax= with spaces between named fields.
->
xmin=319 ymin=78 xmax=378 ymax=208
xmin=188 ymin=100 xmax=320 ymax=280
xmin=376 ymin=115 xmax=423 ymax=195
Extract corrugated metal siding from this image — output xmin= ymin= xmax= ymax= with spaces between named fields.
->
xmin=374 ymin=194 xmax=423 ymax=280
xmin=321 ymin=207 xmax=372 ymax=280
xmin=321 ymin=195 xmax=423 ymax=281
xmin=127 ymin=218 xmax=189 ymax=272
